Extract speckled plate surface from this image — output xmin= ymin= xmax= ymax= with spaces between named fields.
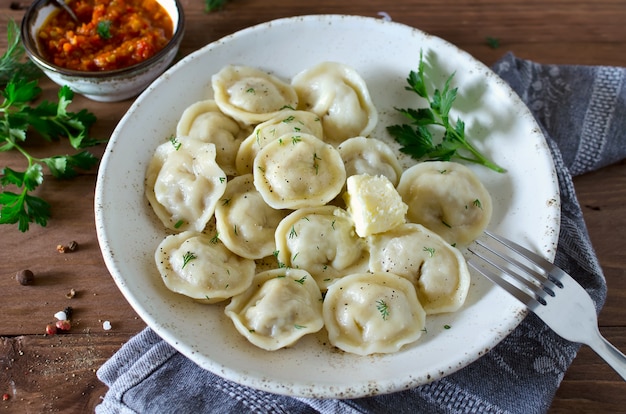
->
xmin=94 ymin=15 xmax=560 ymax=398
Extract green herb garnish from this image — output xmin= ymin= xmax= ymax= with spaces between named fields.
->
xmin=376 ymin=299 xmax=390 ymax=321
xmin=289 ymin=225 xmax=297 ymax=239
xmin=387 ymin=51 xmax=505 ymax=173
xmin=210 ymin=232 xmax=220 ymax=244
xmin=204 ymin=0 xmax=228 ymax=12
xmin=170 ymin=136 xmax=181 ymax=150
xmin=97 ymin=20 xmax=113 ymax=40
xmin=0 ymin=79 xmax=101 ymax=231
xmin=182 ymin=251 xmax=197 ymax=268
xmin=0 ymin=20 xmax=41 ymax=85
xmin=486 ymin=36 xmax=501 ymax=49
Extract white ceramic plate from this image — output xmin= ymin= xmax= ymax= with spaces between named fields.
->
xmin=95 ymin=15 xmax=560 ymax=398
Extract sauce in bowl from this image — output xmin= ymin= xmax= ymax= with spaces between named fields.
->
xmin=37 ymin=0 xmax=174 ymax=72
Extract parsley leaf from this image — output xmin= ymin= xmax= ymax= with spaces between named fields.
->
xmin=97 ymin=20 xmax=113 ymax=40
xmin=387 ymin=51 xmax=505 ymax=173
xmin=486 ymin=36 xmax=501 ymax=49
xmin=0 ymin=19 xmax=42 ymax=85
xmin=0 ymin=78 xmax=102 ymax=232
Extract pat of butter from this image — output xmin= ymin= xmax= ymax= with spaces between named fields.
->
xmin=345 ymin=174 xmax=408 ymax=237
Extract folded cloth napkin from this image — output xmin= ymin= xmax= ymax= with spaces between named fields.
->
xmin=96 ymin=52 xmax=626 ymax=414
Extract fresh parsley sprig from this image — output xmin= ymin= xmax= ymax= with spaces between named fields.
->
xmin=0 ymin=20 xmax=42 ymax=85
xmin=387 ymin=52 xmax=505 ymax=173
xmin=0 ymin=79 xmax=102 ymax=232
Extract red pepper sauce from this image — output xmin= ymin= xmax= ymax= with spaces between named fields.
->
xmin=37 ymin=0 xmax=174 ymax=72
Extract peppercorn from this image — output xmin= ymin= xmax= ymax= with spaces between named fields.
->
xmin=45 ymin=324 xmax=57 ymax=336
xmin=56 ymin=319 xmax=71 ymax=331
xmin=16 ymin=269 xmax=34 ymax=285
xmin=67 ymin=240 xmax=78 ymax=251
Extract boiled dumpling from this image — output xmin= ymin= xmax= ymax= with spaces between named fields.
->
xmin=253 ymin=132 xmax=346 ymax=209
xmin=337 ymin=136 xmax=403 ymax=186
xmin=176 ymin=99 xmax=248 ymax=176
xmin=145 ymin=138 xmax=227 ymax=232
xmin=397 ymin=161 xmax=493 ymax=246
xmin=291 ymin=62 xmax=378 ymax=145
xmin=225 ymin=268 xmax=324 ymax=351
xmin=155 ymin=231 xmax=255 ymax=303
xmin=235 ymin=109 xmax=323 ymax=175
xmin=212 ymin=65 xmax=299 ymax=125
xmin=323 ymin=272 xmax=426 ymax=355
xmin=274 ymin=206 xmax=368 ymax=290
xmin=214 ymin=174 xmax=288 ymax=260
xmin=368 ymin=223 xmax=471 ymax=314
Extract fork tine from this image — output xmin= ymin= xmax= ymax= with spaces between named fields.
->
xmin=467 ymin=248 xmax=546 ymax=311
xmin=473 ymin=238 xmax=558 ymax=297
xmin=484 ymin=231 xmax=565 ymax=289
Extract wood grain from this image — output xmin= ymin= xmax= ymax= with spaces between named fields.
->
xmin=1 ymin=0 xmax=626 ymax=412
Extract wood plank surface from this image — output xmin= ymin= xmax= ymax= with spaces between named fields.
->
xmin=1 ymin=0 xmax=626 ymax=412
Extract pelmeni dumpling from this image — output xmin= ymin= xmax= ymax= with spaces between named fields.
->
xmin=368 ymin=223 xmax=471 ymax=314
xmin=212 ymin=65 xmax=299 ymax=125
xmin=323 ymin=272 xmax=426 ymax=355
xmin=155 ymin=231 xmax=255 ymax=303
xmin=225 ymin=268 xmax=324 ymax=351
xmin=337 ymin=136 xmax=403 ymax=186
xmin=235 ymin=109 xmax=323 ymax=175
xmin=253 ymin=133 xmax=346 ymax=209
xmin=146 ymin=138 xmax=227 ymax=232
xmin=176 ymin=99 xmax=248 ymax=176
xmin=274 ymin=206 xmax=368 ymax=290
xmin=214 ymin=174 xmax=288 ymax=260
xmin=397 ymin=161 xmax=493 ymax=246
xmin=291 ymin=62 xmax=378 ymax=145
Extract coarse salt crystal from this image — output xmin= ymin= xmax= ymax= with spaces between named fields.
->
xmin=102 ymin=321 xmax=112 ymax=330
xmin=54 ymin=311 xmax=67 ymax=321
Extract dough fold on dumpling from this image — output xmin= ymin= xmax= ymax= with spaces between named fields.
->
xmin=235 ymin=109 xmax=323 ymax=175
xmin=215 ymin=174 xmax=288 ymax=260
xmin=291 ymin=62 xmax=378 ymax=145
xmin=397 ymin=161 xmax=493 ymax=246
xmin=337 ymin=136 xmax=403 ymax=186
xmin=253 ymin=133 xmax=346 ymax=209
xmin=323 ymin=272 xmax=426 ymax=355
xmin=145 ymin=138 xmax=227 ymax=232
xmin=274 ymin=206 xmax=368 ymax=290
xmin=155 ymin=231 xmax=255 ymax=303
xmin=212 ymin=65 xmax=299 ymax=125
xmin=368 ymin=223 xmax=471 ymax=314
xmin=225 ymin=268 xmax=324 ymax=351
xmin=176 ymin=99 xmax=248 ymax=176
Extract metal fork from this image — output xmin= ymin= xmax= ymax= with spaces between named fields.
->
xmin=467 ymin=230 xmax=626 ymax=381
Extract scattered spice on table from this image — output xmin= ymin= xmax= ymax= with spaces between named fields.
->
xmin=15 ymin=269 xmax=34 ymax=285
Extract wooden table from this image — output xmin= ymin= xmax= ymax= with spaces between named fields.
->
xmin=1 ymin=0 xmax=625 ymax=412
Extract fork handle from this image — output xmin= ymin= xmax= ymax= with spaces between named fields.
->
xmin=587 ymin=328 xmax=626 ymax=381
